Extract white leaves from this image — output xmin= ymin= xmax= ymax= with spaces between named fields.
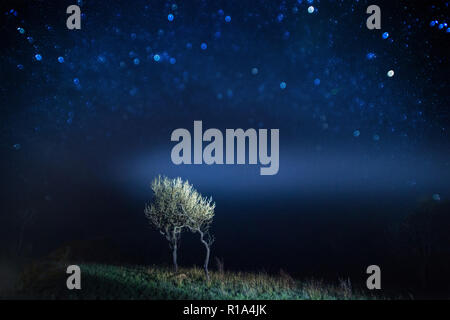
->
xmin=144 ymin=176 xmax=215 ymax=236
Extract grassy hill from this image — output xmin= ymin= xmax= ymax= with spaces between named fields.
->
xmin=17 ymin=262 xmax=376 ymax=300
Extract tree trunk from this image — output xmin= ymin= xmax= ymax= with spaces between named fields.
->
xmin=172 ymin=242 xmax=178 ymax=273
xmin=199 ymin=231 xmax=210 ymax=281
xmin=204 ymin=244 xmax=210 ymax=281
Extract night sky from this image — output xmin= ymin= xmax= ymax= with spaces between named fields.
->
xmin=1 ymin=0 xmax=449 ymax=282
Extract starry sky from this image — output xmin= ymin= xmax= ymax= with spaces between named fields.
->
xmin=1 ymin=0 xmax=449 ymax=274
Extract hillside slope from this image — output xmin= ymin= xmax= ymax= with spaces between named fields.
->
xmin=18 ymin=263 xmax=375 ymax=300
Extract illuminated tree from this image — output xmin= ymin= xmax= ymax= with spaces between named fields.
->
xmin=144 ymin=176 xmax=216 ymax=279
xmin=144 ymin=176 xmax=189 ymax=272
xmin=178 ymin=183 xmax=215 ymax=281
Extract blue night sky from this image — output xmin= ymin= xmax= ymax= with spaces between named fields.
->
xmin=1 ymin=0 xmax=449 ymax=273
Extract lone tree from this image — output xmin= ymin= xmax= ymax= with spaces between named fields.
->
xmin=145 ymin=176 xmax=188 ymax=272
xmin=144 ymin=176 xmax=216 ymax=278
xmin=178 ymin=182 xmax=215 ymax=281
